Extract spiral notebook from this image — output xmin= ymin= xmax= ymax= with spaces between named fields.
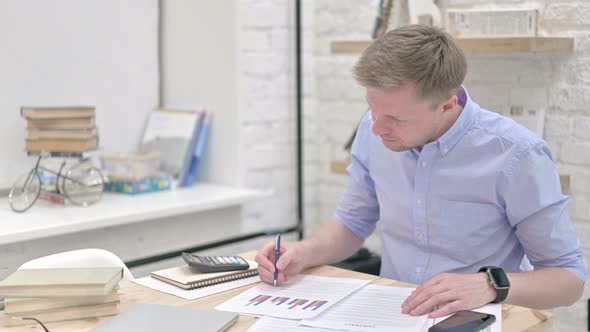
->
xmin=150 ymin=261 xmax=258 ymax=290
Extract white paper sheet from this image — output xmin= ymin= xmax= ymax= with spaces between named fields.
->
xmin=428 ymin=303 xmax=502 ymax=332
xmin=216 ymin=275 xmax=372 ymax=320
xmin=247 ymin=317 xmax=339 ymax=332
xmin=301 ymin=285 xmax=429 ymax=332
xmin=132 ymin=275 xmax=261 ymax=300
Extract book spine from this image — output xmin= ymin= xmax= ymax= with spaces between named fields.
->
xmin=447 ymin=9 xmax=538 ymax=38
xmin=177 ymin=111 xmax=205 ymax=187
xmin=185 ymin=115 xmax=210 ymax=187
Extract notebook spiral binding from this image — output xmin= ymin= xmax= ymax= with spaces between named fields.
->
xmin=188 ymin=270 xmax=259 ymax=289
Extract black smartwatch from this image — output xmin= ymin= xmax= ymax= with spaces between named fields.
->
xmin=478 ymin=266 xmax=510 ymax=303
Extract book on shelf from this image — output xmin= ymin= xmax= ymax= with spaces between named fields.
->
xmin=21 ymin=106 xmax=96 ymax=120
xmin=0 ymin=267 xmax=123 ymax=298
xmin=4 ymin=302 xmax=119 ymax=327
xmin=26 ymin=136 xmax=98 ymax=153
xmin=38 ymin=190 xmax=66 ymax=205
xmin=104 ymin=174 xmax=172 ymax=195
xmin=183 ymin=113 xmax=210 ymax=187
xmin=27 ymin=117 xmax=96 ymax=130
xmin=27 ymin=127 xmax=98 ymax=140
xmin=177 ymin=111 xmax=207 ymax=186
xmin=4 ymin=288 xmax=119 ymax=314
xmin=447 ymin=9 xmax=538 ymax=38
xmin=150 ymin=261 xmax=258 ymax=290
xmin=140 ymin=108 xmax=204 ymax=179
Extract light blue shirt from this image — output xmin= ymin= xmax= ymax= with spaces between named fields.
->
xmin=334 ymin=89 xmax=586 ymax=285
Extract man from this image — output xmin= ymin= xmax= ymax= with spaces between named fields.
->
xmin=255 ymin=25 xmax=585 ymax=318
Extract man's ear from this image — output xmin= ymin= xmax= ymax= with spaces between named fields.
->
xmin=441 ymin=95 xmax=458 ymax=113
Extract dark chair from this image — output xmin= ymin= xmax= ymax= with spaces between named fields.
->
xmin=331 ymin=247 xmax=381 ymax=276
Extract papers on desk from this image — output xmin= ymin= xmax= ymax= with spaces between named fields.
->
xmin=135 ymin=263 xmax=502 ymax=332
xmin=301 ymin=285 xmax=429 ymax=332
xmin=133 ymin=275 xmax=261 ymax=300
xmin=245 ymin=283 xmax=502 ymax=332
xmin=247 ymin=317 xmax=337 ymax=332
xmin=216 ymin=275 xmax=371 ymax=320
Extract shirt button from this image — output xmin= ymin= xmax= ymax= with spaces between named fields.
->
xmin=443 ymin=147 xmax=449 ymax=153
xmin=416 ymin=267 xmax=422 ymax=273
xmin=417 ymin=199 xmax=422 ymax=205
xmin=421 ymin=161 xmax=428 ymax=167
xmin=417 ymin=233 xmax=424 ymax=241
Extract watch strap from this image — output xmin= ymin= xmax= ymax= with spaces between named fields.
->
xmin=479 ymin=266 xmax=509 ymax=303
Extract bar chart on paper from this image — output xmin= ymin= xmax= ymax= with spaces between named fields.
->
xmin=248 ymin=295 xmax=328 ymax=311
xmin=216 ymin=275 xmax=371 ymax=319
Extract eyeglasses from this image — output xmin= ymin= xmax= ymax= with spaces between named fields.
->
xmin=8 ymin=154 xmax=104 ymax=213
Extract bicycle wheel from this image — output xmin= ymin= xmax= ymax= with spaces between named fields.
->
xmin=9 ymin=169 xmax=41 ymax=212
xmin=62 ymin=162 xmax=104 ymax=206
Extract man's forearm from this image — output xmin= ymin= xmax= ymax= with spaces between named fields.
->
xmin=300 ymin=218 xmax=364 ymax=269
xmin=506 ymin=267 xmax=584 ymax=309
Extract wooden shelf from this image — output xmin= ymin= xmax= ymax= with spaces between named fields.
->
xmin=331 ymin=37 xmax=574 ymax=54
xmin=0 ymin=183 xmax=265 ymax=245
xmin=330 ymin=160 xmax=349 ymax=174
xmin=560 ymin=174 xmax=571 ymax=195
xmin=330 ymin=155 xmax=351 ymax=175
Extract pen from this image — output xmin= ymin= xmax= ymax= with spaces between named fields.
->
xmin=274 ymin=233 xmax=281 ymax=287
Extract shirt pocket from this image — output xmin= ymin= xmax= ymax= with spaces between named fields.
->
xmin=431 ymin=199 xmax=505 ymax=264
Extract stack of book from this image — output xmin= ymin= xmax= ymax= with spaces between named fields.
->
xmin=21 ymin=106 xmax=98 ymax=153
xmin=0 ymin=267 xmax=123 ymax=327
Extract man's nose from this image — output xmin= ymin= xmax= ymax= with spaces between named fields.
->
xmin=372 ymin=117 xmax=387 ymax=136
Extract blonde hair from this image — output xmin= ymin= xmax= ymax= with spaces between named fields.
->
xmin=353 ymin=25 xmax=467 ymax=103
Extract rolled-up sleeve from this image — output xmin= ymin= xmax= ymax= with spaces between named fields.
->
xmin=333 ymin=113 xmax=380 ymax=240
xmin=500 ymin=143 xmax=587 ymax=282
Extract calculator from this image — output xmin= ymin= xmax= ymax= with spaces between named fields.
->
xmin=181 ymin=253 xmax=250 ymax=273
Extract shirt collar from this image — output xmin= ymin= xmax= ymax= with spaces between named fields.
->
xmin=436 ymin=86 xmax=478 ymax=156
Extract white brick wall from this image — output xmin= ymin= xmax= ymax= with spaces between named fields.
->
xmin=238 ymin=0 xmax=317 ymax=235
xmin=575 ymin=116 xmax=590 ymax=140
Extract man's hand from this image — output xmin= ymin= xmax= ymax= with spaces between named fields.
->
xmin=401 ymin=272 xmax=497 ymax=318
xmin=255 ymin=240 xmax=308 ymax=285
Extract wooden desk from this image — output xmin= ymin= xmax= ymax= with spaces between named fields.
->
xmin=1 ymin=253 xmax=552 ymax=332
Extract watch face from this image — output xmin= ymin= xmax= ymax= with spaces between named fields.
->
xmin=489 ymin=268 xmax=510 ymax=289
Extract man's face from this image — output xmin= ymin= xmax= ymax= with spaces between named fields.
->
xmin=366 ymin=84 xmax=447 ymax=152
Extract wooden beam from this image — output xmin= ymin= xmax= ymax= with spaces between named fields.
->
xmin=458 ymin=37 xmax=574 ymax=54
xmin=331 ymin=37 xmax=574 ymax=54
xmin=330 ymin=155 xmax=351 ymax=175
xmin=560 ymin=174 xmax=571 ymax=195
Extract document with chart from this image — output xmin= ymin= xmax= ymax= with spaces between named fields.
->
xmin=301 ymin=284 xmax=429 ymax=332
xmin=215 ymin=275 xmax=371 ymax=320
xmin=247 ymin=317 xmax=338 ymax=332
